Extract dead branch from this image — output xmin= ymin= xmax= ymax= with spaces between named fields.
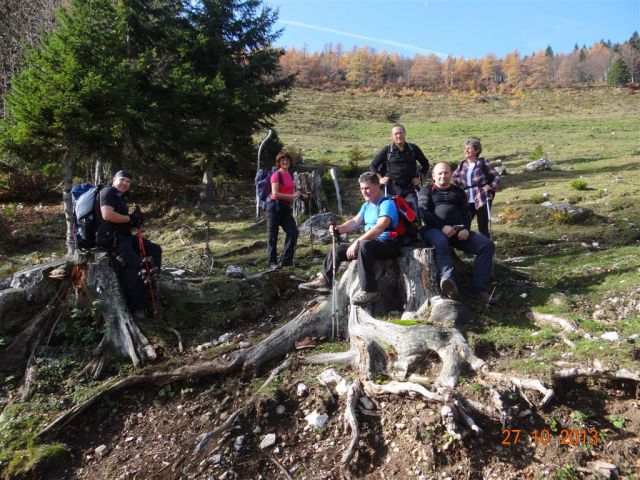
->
xmin=340 ymin=380 xmax=363 ymax=466
xmin=553 ymin=364 xmax=640 ymax=382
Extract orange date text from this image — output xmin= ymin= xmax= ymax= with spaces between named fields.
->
xmin=501 ymin=429 xmax=600 ymax=446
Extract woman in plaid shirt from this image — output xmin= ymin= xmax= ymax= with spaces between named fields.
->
xmin=452 ymin=138 xmax=501 ymax=238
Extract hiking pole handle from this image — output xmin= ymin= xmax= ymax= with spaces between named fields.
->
xmin=328 ymin=221 xmax=341 ymax=244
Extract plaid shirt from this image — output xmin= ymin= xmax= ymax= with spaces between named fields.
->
xmin=452 ymin=158 xmax=501 ymax=210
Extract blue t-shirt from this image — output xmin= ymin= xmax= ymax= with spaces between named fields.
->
xmin=356 ymin=196 xmax=399 ymax=240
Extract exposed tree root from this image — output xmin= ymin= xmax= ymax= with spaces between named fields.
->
xmin=552 ymin=361 xmax=640 ymax=382
xmin=340 ymin=380 xmax=364 ymax=466
xmin=30 ymin=245 xmax=639 ymax=475
xmin=307 ymin=305 xmax=485 ymax=388
xmin=1 ymin=278 xmax=72 ymax=375
xmin=40 ymin=354 xmax=247 ymax=439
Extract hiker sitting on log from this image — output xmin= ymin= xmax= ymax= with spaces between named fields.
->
xmin=417 ymin=162 xmax=495 ymax=304
xmin=299 ymin=172 xmax=401 ymax=306
xmin=98 ymin=170 xmax=162 ymax=319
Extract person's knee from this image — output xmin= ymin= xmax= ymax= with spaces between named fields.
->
xmin=480 ymin=237 xmax=495 ymax=254
xmin=359 ymin=239 xmax=375 ymax=254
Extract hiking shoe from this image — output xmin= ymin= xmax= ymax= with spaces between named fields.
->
xmin=299 ymin=274 xmax=331 ymax=294
xmin=49 ymin=267 xmax=67 ymax=280
xmin=440 ymin=277 xmax=459 ymax=298
xmin=351 ymin=290 xmax=379 ymax=306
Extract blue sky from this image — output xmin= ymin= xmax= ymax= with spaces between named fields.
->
xmin=265 ymin=0 xmax=640 ymax=59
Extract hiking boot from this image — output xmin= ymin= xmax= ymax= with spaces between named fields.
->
xmin=49 ymin=267 xmax=67 ymax=280
xmin=440 ymin=277 xmax=459 ymax=298
xmin=351 ymin=290 xmax=379 ymax=306
xmin=299 ymin=274 xmax=331 ymax=294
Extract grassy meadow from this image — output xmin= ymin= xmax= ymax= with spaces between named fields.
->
xmin=272 ymin=86 xmax=640 ymax=373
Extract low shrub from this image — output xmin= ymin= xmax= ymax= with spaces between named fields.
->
xmin=569 ymin=179 xmax=588 ymax=191
xmin=530 ymin=193 xmax=546 ymax=204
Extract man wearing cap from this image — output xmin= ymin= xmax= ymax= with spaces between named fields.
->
xmin=99 ymin=170 xmax=162 ymax=319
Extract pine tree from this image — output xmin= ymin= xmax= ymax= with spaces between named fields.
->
xmin=607 ymin=57 xmax=630 ymax=86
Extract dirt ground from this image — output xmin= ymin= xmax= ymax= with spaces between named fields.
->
xmin=2 ymin=202 xmax=639 ymax=480
xmin=49 ymin=291 xmax=640 ymax=480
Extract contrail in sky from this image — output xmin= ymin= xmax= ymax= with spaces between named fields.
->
xmin=279 ymin=20 xmax=448 ymax=58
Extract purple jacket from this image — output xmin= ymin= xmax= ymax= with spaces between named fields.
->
xmin=452 ymin=158 xmax=501 ymax=209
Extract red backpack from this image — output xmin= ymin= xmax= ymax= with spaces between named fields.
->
xmin=381 ymin=195 xmax=418 ymax=243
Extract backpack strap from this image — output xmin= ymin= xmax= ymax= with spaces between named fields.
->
xmin=375 ymin=196 xmax=401 ymax=234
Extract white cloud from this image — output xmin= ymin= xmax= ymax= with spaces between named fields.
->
xmin=279 ymin=20 xmax=448 ymax=57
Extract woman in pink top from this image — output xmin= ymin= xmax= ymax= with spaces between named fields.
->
xmin=266 ymin=151 xmax=307 ymax=267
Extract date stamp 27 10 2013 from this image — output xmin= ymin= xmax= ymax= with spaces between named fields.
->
xmin=501 ymin=428 xmax=601 ymax=447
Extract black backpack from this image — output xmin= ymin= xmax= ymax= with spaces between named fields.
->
xmin=255 ymin=169 xmax=283 ymax=209
xmin=71 ymin=183 xmax=104 ymax=250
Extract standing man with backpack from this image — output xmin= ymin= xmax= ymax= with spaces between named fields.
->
xmin=370 ymin=123 xmax=430 ymax=213
xmin=299 ymin=172 xmax=401 ymax=306
xmin=98 ymin=170 xmax=162 ymax=320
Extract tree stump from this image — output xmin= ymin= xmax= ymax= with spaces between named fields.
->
xmin=0 ymin=252 xmax=156 ymax=379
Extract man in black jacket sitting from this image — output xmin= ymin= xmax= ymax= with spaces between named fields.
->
xmin=99 ymin=170 xmax=162 ymax=319
xmin=417 ymin=162 xmax=495 ymax=304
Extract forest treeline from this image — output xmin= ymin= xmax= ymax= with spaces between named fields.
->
xmin=280 ymin=34 xmax=640 ymax=91
xmin=0 ymin=0 xmax=637 ymax=205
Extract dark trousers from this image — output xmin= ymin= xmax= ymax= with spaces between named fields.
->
xmin=469 ymin=199 xmax=492 ymax=238
xmin=266 ymin=200 xmax=298 ymax=265
xmin=320 ymin=239 xmax=401 ymax=293
xmin=419 ymin=227 xmax=494 ymax=293
xmin=385 ymin=182 xmax=418 ymax=214
xmin=112 ymin=235 xmax=162 ymax=313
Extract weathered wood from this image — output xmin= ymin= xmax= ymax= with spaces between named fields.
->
xmin=293 ymin=171 xmax=324 ymax=217
xmin=0 ymin=253 xmax=156 ymax=378
xmin=0 ymin=279 xmax=71 ymax=374
xmin=83 ymin=255 xmax=156 ymax=367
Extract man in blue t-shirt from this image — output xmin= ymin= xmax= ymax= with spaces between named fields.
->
xmin=299 ymin=172 xmax=401 ymax=306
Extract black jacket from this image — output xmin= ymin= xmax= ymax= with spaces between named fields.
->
xmin=418 ymin=183 xmax=471 ymax=230
xmin=370 ymin=143 xmax=429 ymax=188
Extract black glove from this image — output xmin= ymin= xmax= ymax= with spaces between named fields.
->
xmin=328 ymin=221 xmax=341 ymax=242
xmin=129 ymin=206 xmax=144 ymax=227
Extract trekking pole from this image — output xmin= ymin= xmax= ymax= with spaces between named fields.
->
xmin=330 ymin=223 xmax=340 ymax=340
xmin=137 ymin=228 xmax=158 ymax=319
xmin=485 ymin=193 xmax=493 ymax=239
xmin=256 ymin=129 xmax=273 ymax=222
